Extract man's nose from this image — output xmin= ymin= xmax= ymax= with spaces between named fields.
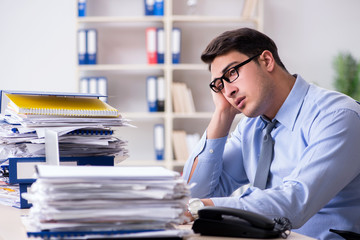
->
xmin=223 ymin=81 xmax=237 ymax=98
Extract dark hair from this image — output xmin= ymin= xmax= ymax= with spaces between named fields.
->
xmin=201 ymin=27 xmax=287 ymax=71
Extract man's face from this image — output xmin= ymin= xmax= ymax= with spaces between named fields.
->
xmin=210 ymin=50 xmax=274 ymax=118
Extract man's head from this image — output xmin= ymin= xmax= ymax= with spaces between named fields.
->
xmin=201 ymin=27 xmax=286 ymax=71
xmin=201 ymin=28 xmax=294 ymax=120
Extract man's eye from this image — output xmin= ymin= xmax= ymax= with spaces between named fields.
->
xmin=214 ymin=80 xmax=223 ymax=88
xmin=227 ymin=68 xmax=237 ymax=77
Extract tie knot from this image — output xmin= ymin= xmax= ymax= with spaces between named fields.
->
xmin=265 ymin=120 xmax=277 ymax=135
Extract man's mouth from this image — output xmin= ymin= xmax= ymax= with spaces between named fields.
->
xmin=236 ymin=97 xmax=245 ymax=108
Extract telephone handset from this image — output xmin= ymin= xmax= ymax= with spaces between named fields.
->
xmin=192 ymin=206 xmax=291 ymax=239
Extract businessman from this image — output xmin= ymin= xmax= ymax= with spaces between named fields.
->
xmin=182 ymin=28 xmax=360 ymax=240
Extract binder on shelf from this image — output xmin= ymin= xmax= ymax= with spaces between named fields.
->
xmin=78 ymin=0 xmax=87 ymax=17
xmin=154 ymin=0 xmax=164 ymax=16
xmin=146 ymin=27 xmax=157 ymax=64
xmin=146 ymin=76 xmax=157 ymax=112
xmin=172 ymin=28 xmax=181 ymax=64
xmin=156 ymin=76 xmax=165 ymax=112
xmin=79 ymin=77 xmax=89 ymax=94
xmin=78 ymin=77 xmax=108 ymax=102
xmin=7 ymin=156 xmax=115 ymax=184
xmin=89 ymin=77 xmax=98 ymax=94
xmin=156 ymin=28 xmax=165 ymax=64
xmin=98 ymin=77 xmax=108 ymax=102
xmin=77 ymin=29 xmax=87 ymax=65
xmin=1 ymin=90 xmax=118 ymax=117
xmin=154 ymin=124 xmax=164 ymax=160
xmin=86 ymin=29 xmax=97 ymax=64
xmin=144 ymin=0 xmax=155 ymax=15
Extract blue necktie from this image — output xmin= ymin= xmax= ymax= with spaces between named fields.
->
xmin=253 ymin=120 xmax=277 ymax=190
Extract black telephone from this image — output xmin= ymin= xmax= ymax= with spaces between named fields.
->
xmin=192 ymin=206 xmax=291 ymax=239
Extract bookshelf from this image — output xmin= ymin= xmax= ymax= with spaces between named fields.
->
xmin=75 ymin=0 xmax=263 ymax=171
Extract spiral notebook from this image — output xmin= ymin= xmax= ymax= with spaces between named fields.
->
xmin=2 ymin=91 xmax=119 ymax=117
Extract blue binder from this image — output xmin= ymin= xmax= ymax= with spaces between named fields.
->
xmin=157 ymin=28 xmax=165 ymax=64
xmin=144 ymin=0 xmax=155 ymax=15
xmin=7 ymin=156 xmax=115 ymax=184
xmin=146 ymin=76 xmax=158 ymax=112
xmin=77 ymin=29 xmax=87 ymax=64
xmin=78 ymin=0 xmax=87 ymax=17
xmin=172 ymin=28 xmax=181 ymax=64
xmin=154 ymin=124 xmax=164 ymax=160
xmin=156 ymin=76 xmax=165 ymax=112
xmin=86 ymin=29 xmax=97 ymax=64
xmin=154 ymin=0 xmax=164 ymax=16
xmin=19 ymin=183 xmax=32 ymax=209
xmin=6 ymin=156 xmax=115 ymax=209
xmin=97 ymin=77 xmax=108 ymax=102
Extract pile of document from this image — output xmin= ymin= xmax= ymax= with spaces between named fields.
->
xmin=23 ymin=165 xmax=191 ymax=239
xmin=0 ymin=114 xmax=131 ymax=161
xmin=0 ymin=175 xmax=19 ymax=207
xmin=0 ymin=91 xmax=133 ymax=162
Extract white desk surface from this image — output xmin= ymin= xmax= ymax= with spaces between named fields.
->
xmin=0 ymin=205 xmax=315 ymax=240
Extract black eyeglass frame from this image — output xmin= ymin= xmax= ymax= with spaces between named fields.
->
xmin=209 ymin=53 xmax=262 ymax=93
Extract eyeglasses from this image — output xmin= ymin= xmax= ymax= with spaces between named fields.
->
xmin=209 ymin=53 xmax=261 ymax=93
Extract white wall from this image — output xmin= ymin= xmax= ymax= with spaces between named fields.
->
xmin=0 ymin=0 xmax=77 ymax=92
xmin=1 ymin=0 xmax=360 ymax=91
xmin=263 ymin=0 xmax=360 ymax=89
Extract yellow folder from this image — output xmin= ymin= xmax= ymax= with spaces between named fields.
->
xmin=5 ymin=93 xmax=119 ymax=117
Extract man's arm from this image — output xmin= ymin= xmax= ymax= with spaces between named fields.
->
xmin=187 ymin=91 xmax=239 ymax=183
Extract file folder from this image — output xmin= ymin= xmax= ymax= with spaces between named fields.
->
xmin=146 ymin=76 xmax=157 ymax=112
xmin=157 ymin=76 xmax=165 ymax=112
xmin=86 ymin=29 xmax=97 ymax=64
xmin=89 ymin=77 xmax=98 ymax=94
xmin=77 ymin=29 xmax=87 ymax=65
xmin=78 ymin=77 xmax=108 ymax=102
xmin=146 ymin=27 xmax=157 ymax=64
xmin=79 ymin=77 xmax=89 ymax=93
xmin=78 ymin=0 xmax=87 ymax=17
xmin=154 ymin=0 xmax=164 ymax=16
xmin=144 ymin=0 xmax=155 ymax=15
xmin=98 ymin=77 xmax=108 ymax=102
xmin=157 ymin=28 xmax=165 ymax=64
xmin=19 ymin=183 xmax=32 ymax=208
xmin=172 ymin=28 xmax=181 ymax=64
xmin=7 ymin=156 xmax=115 ymax=184
xmin=154 ymin=124 xmax=164 ymax=160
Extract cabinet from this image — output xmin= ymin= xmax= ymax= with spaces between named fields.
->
xmin=76 ymin=0 xmax=263 ymax=171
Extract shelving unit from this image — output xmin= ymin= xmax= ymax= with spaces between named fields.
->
xmin=76 ymin=0 xmax=263 ymax=171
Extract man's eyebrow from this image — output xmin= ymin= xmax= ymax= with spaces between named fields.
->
xmin=210 ymin=61 xmax=239 ymax=82
xmin=221 ymin=61 xmax=238 ymax=74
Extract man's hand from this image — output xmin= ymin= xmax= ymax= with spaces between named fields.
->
xmin=212 ymin=89 xmax=241 ymax=117
xmin=182 ymin=199 xmax=215 ymax=224
xmin=207 ymin=91 xmax=240 ymax=139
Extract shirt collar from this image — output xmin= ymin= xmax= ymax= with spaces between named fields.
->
xmin=274 ymin=74 xmax=310 ymax=131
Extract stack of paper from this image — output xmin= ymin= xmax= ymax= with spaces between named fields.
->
xmin=0 ymin=91 xmax=133 ymax=161
xmin=0 ymin=176 xmax=20 ymax=208
xmin=23 ymin=165 xmax=191 ymax=239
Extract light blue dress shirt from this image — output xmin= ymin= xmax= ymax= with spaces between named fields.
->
xmin=183 ymin=75 xmax=360 ymax=240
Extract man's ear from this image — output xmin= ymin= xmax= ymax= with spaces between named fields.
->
xmin=260 ymin=50 xmax=275 ymax=72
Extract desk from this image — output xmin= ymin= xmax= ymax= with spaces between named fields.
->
xmin=0 ymin=205 xmax=315 ymax=240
